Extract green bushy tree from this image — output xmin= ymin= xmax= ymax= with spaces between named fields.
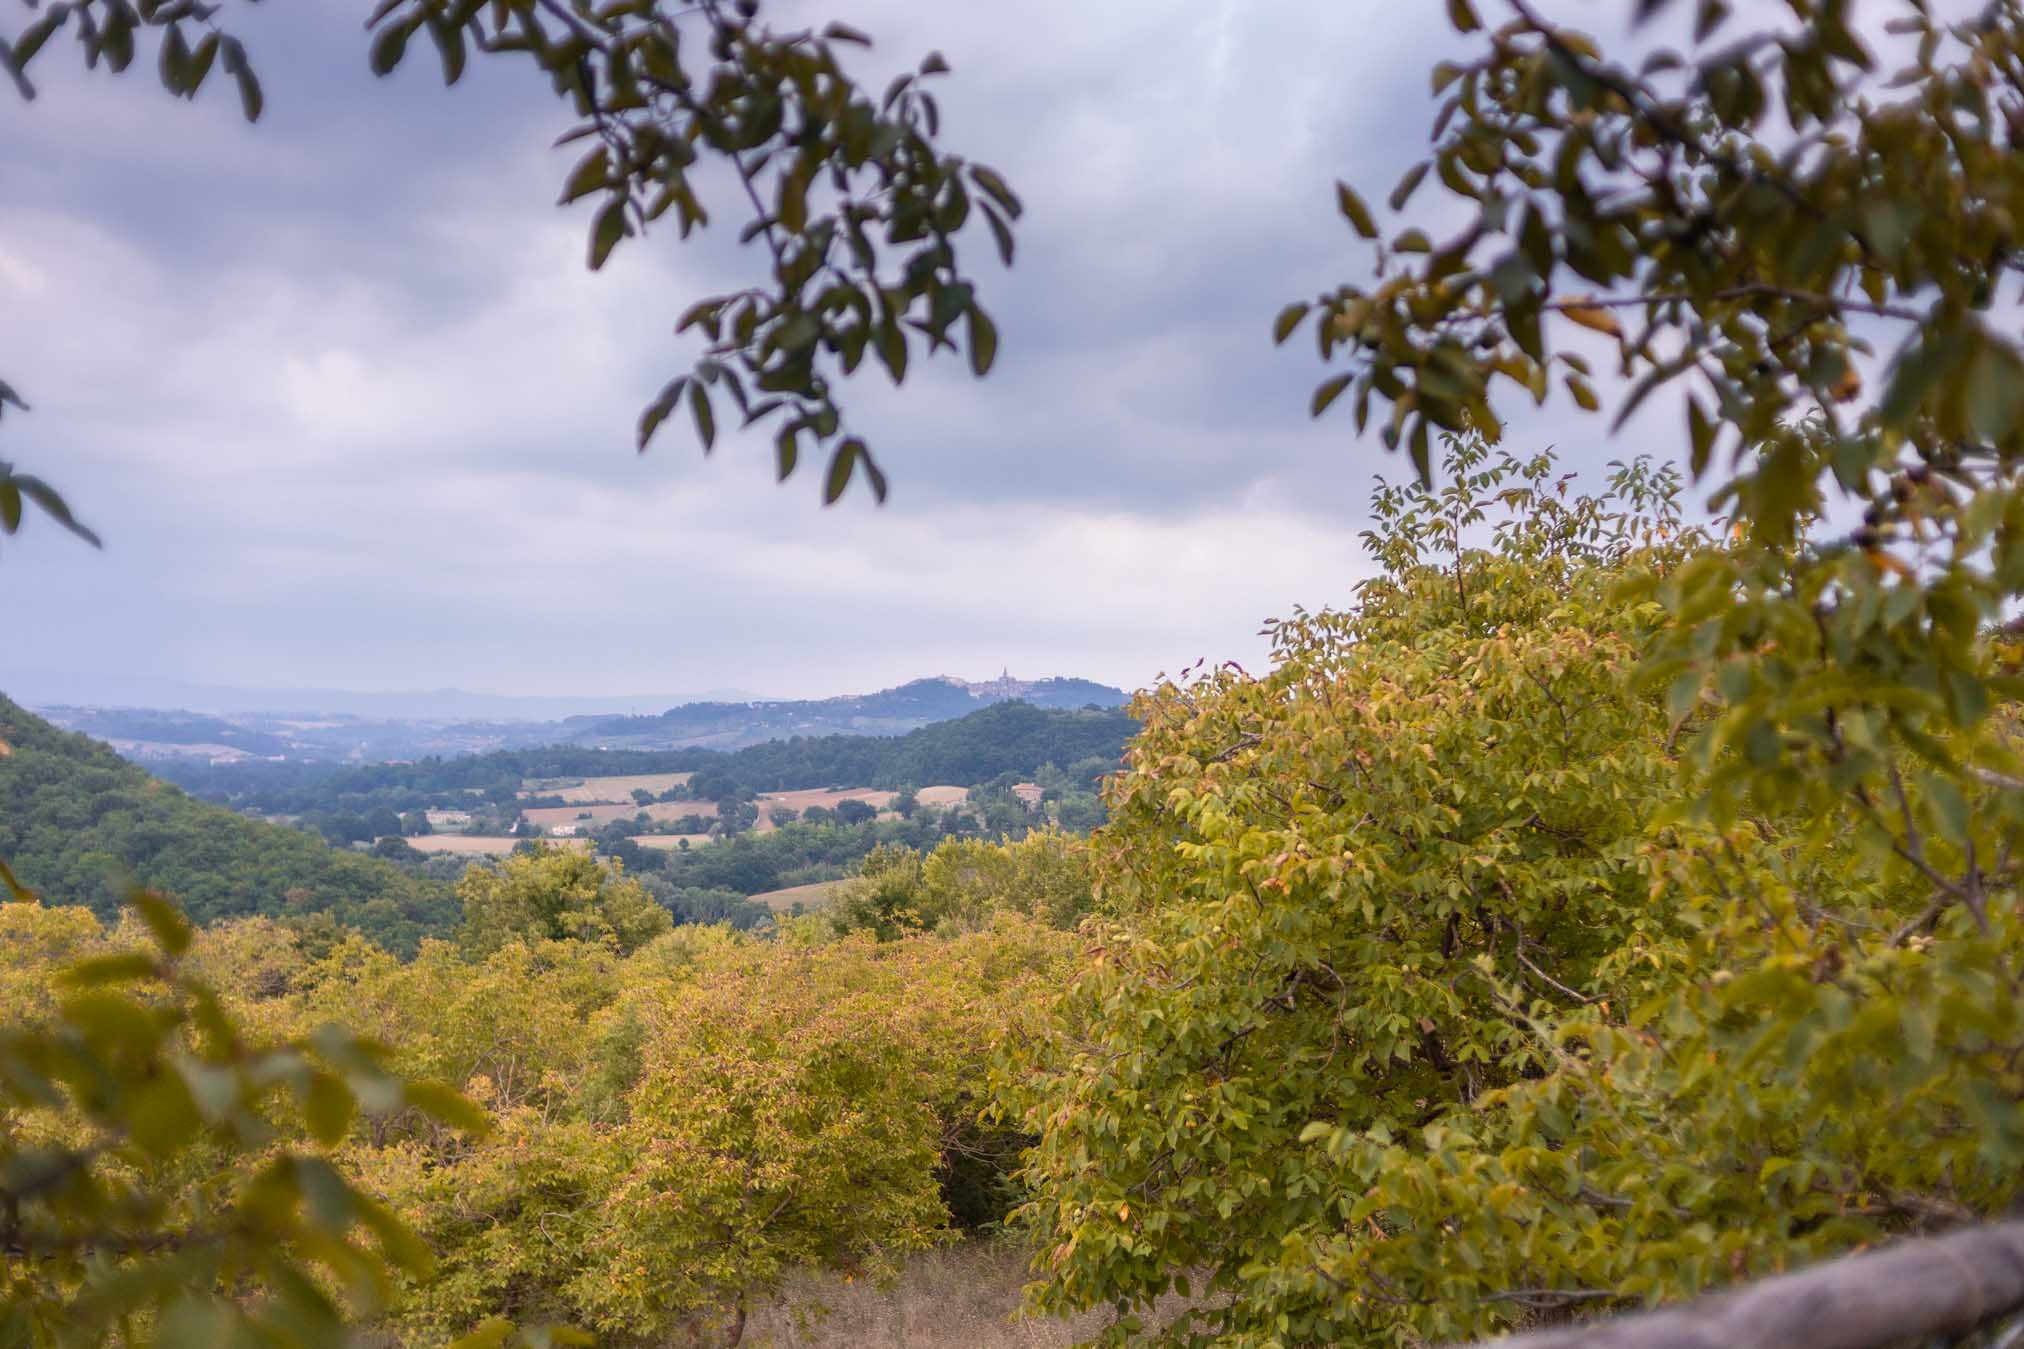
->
xmin=456 ymin=846 xmax=671 ymax=958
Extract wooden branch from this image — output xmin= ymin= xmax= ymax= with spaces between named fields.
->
xmin=1457 ymin=1220 xmax=2024 ymax=1349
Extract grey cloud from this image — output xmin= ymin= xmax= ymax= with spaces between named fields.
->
xmin=2 ymin=1 xmax=1669 ymax=701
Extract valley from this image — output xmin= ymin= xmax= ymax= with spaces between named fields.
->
xmin=0 ymin=688 xmax=1134 ymax=949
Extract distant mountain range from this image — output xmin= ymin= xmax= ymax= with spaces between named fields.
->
xmin=0 ymin=669 xmax=751 ymax=721
xmin=565 ymin=675 xmax=1128 ymax=752
xmin=22 ymin=673 xmax=1131 ymax=764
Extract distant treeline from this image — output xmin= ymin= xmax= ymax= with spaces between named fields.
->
xmin=158 ymin=701 xmax=1138 ymax=818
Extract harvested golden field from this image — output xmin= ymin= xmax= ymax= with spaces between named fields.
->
xmin=743 ymin=1242 xmax=1202 ymax=1347
xmin=526 ymin=772 xmax=695 ymax=804
xmin=753 ymin=788 xmax=895 ymax=831
xmin=522 ymin=800 xmax=719 ymax=829
xmin=747 ymin=880 xmax=845 ymax=912
xmin=405 ymin=836 xmax=589 ymax=856
xmin=913 ymin=785 xmax=969 ymax=807
xmin=631 ymin=833 xmax=716 ymax=851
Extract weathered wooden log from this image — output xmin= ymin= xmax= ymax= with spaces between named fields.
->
xmin=1464 ymin=1221 xmax=2024 ymax=1349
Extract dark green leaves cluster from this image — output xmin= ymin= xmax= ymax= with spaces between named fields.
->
xmin=368 ymin=0 xmax=1021 ymax=503
xmin=1286 ymin=1 xmax=2024 ymax=521
xmin=2 ymin=0 xmax=264 ymax=116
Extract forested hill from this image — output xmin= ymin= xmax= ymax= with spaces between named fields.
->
xmin=158 ymin=700 xmax=1139 ymax=818
xmin=0 ymin=695 xmax=454 ymax=950
xmin=561 ymin=675 xmax=1127 ymax=751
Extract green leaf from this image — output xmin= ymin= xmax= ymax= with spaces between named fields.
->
xmin=688 ymin=381 xmax=716 ymax=452
xmin=1926 ymin=775 xmax=1970 ymax=846
xmin=637 ymin=378 xmax=686 ymax=452
xmin=428 ymin=15 xmax=467 ymax=85
xmin=402 ymin=1080 xmax=492 ymax=1138
xmin=304 ymin=1071 xmax=356 ymax=1147
xmin=967 ymin=305 xmax=999 ymax=377
xmin=448 ymin=1318 xmax=517 ymax=1349
xmin=1336 ymin=182 xmax=1378 ymax=239
xmin=62 ymin=953 xmax=159 ymax=987
xmin=1273 ymin=303 xmax=1310 ymax=344
xmin=1311 ymin=373 xmax=1354 ymax=417
xmin=559 ymin=148 xmax=609 ymax=205
xmin=128 ymin=889 xmax=193 ymax=957
xmin=220 ymin=37 xmax=262 ymax=122
xmin=11 ymin=9 xmax=67 ymax=71
xmin=11 ymin=475 xmax=102 ymax=547
xmin=1390 ymin=162 xmax=1431 ymax=212
xmin=1686 ymin=395 xmax=1716 ymax=478
xmin=0 ymin=856 xmax=37 ymax=902
xmin=369 ymin=20 xmax=410 ymax=77
xmin=825 ymin=439 xmax=863 ymax=504
xmin=588 ymin=199 xmax=629 ymax=270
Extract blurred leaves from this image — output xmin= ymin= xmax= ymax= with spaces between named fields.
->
xmin=0 ymin=885 xmax=497 ymax=1347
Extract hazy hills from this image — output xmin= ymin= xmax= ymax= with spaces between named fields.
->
xmin=27 ymin=673 xmax=1130 ymax=764
xmin=568 ymin=675 xmax=1128 ymax=752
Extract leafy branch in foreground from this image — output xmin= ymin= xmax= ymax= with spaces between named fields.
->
xmin=1291 ymin=0 xmax=2024 ymax=1004
xmin=0 ymin=881 xmax=546 ymax=1348
xmin=1 ymin=0 xmax=1019 ymax=540
xmin=366 ymin=0 xmax=1020 ymax=504
xmin=0 ymin=385 xmax=99 ymax=553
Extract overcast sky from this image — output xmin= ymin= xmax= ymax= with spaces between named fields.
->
xmin=4 ymin=1 xmax=1653 ymax=702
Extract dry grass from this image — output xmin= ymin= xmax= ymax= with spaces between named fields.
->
xmin=913 ymin=785 xmax=969 ymax=807
xmin=743 ymin=1242 xmax=1201 ymax=1347
xmin=747 ymin=880 xmax=845 ymax=912
xmin=522 ymin=800 xmax=720 ymax=829
xmin=527 ymin=772 xmax=696 ymax=804
xmin=405 ymin=836 xmax=591 ymax=856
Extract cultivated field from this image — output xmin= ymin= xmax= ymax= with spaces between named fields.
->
xmin=525 ymin=772 xmax=695 ymax=804
xmin=631 ymin=833 xmax=716 ymax=851
xmin=914 ymin=785 xmax=970 ymax=807
xmin=522 ymin=800 xmax=720 ymax=829
xmin=753 ymin=788 xmax=896 ymax=831
xmin=405 ymin=836 xmax=589 ymax=856
xmin=748 ymin=880 xmax=845 ymax=911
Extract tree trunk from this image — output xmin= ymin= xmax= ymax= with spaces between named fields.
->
xmin=1464 ymin=1220 xmax=2024 ymax=1349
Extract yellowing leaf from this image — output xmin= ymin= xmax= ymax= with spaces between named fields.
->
xmin=1558 ymin=299 xmax=1623 ymax=338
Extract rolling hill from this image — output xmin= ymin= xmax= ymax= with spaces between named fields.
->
xmin=0 ymin=695 xmax=455 ymax=953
